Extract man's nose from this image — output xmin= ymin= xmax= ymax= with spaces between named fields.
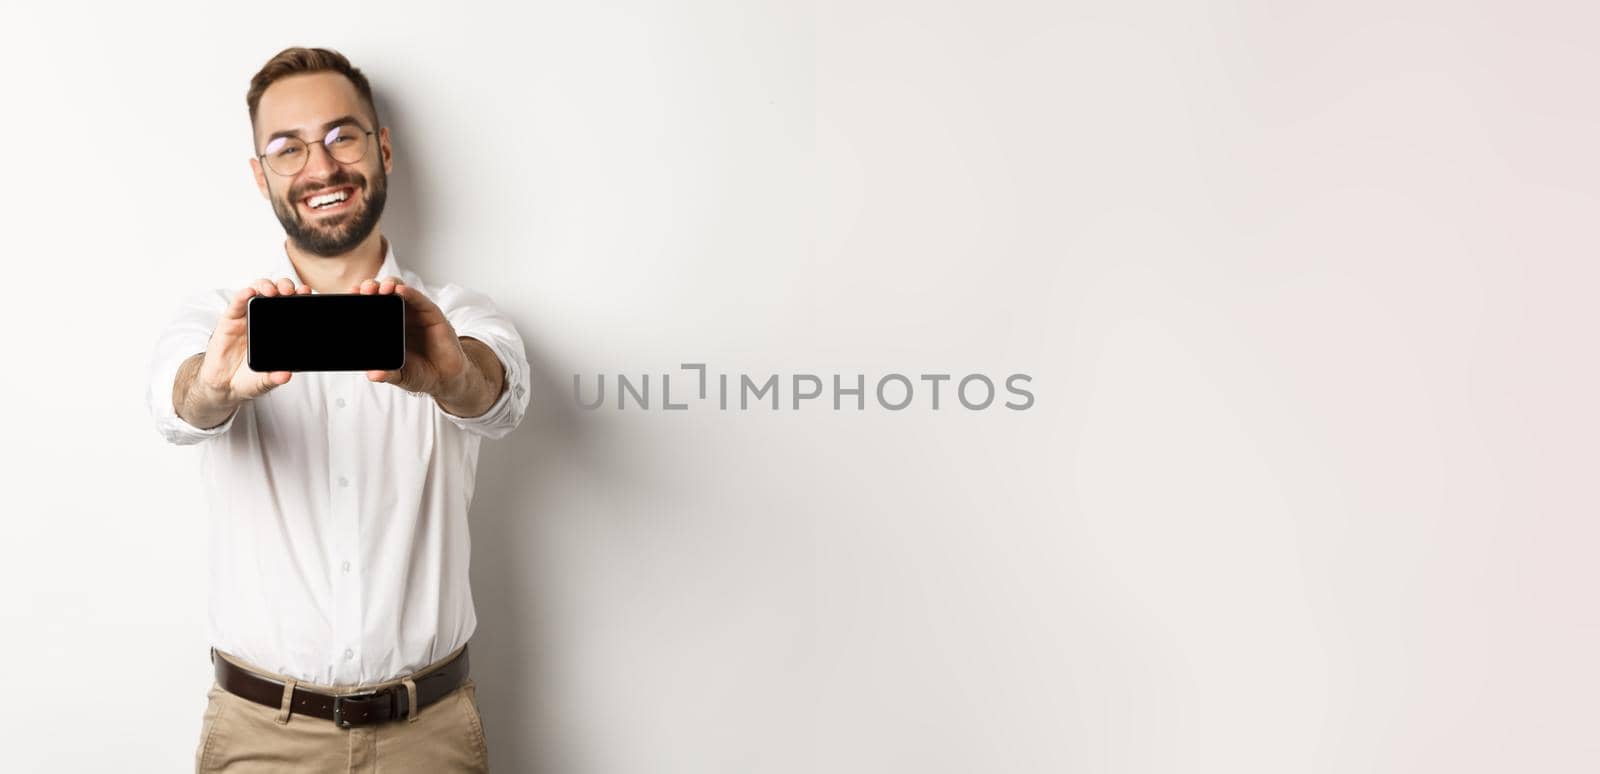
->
xmin=300 ymin=140 xmax=339 ymax=179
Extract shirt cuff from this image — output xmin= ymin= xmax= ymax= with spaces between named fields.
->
xmin=158 ymin=405 xmax=239 ymax=445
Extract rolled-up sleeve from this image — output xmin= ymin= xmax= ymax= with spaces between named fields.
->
xmin=147 ymin=289 xmax=236 ymax=445
xmin=433 ymin=283 xmax=531 ymax=439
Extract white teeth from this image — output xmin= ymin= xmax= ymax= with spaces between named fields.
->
xmin=308 ymin=189 xmax=350 ymax=208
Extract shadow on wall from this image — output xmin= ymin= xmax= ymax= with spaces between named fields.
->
xmin=373 ymin=87 xmax=436 ymax=269
xmin=376 ymin=85 xmax=619 ymax=773
xmin=471 ymin=346 xmax=588 ymax=774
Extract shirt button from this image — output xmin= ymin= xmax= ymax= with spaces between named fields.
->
xmin=335 ymin=398 xmax=347 ymax=409
xmin=344 ymin=648 xmax=354 ymax=660
xmin=341 ymin=560 xmax=351 ymax=573
xmin=337 ymin=476 xmax=349 ymax=488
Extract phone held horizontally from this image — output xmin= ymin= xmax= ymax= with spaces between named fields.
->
xmin=247 ymin=293 xmax=406 ymax=372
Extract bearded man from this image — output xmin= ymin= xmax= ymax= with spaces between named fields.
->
xmin=147 ymin=46 xmax=528 ymax=773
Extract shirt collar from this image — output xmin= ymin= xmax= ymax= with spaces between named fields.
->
xmin=275 ymin=238 xmax=404 ymax=292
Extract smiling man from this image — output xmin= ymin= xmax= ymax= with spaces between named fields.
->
xmin=146 ymin=47 xmax=529 ymax=773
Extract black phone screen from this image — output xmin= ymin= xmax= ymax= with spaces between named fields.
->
xmin=247 ymin=293 xmax=406 ymax=372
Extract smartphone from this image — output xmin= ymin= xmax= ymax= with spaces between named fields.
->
xmin=247 ymin=293 xmax=406 ymax=372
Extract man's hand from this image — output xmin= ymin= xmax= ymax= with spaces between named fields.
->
xmin=353 ymin=276 xmax=505 ymax=417
xmin=175 ymin=277 xmax=311 ymax=428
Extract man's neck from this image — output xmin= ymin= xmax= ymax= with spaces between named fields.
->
xmin=284 ymin=230 xmax=387 ymax=294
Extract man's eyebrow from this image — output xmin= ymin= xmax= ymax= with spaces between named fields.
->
xmin=263 ymin=115 xmax=367 ymax=144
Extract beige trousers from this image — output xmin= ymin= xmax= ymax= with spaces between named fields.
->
xmin=196 ymin=647 xmax=489 ymax=773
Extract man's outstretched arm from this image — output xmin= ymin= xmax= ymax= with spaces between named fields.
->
xmin=149 ymin=278 xmax=310 ymax=445
xmin=434 ymin=337 xmax=507 ymax=419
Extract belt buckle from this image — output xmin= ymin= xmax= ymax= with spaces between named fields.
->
xmin=332 ymin=690 xmax=381 ymax=729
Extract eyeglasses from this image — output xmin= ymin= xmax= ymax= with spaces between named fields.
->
xmin=258 ymin=122 xmax=376 ymax=176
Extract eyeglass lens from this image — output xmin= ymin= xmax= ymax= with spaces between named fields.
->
xmin=262 ymin=124 xmax=369 ymax=175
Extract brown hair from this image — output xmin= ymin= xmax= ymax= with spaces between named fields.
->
xmin=246 ymin=47 xmax=380 ymax=129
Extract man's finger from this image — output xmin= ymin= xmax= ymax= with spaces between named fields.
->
xmin=223 ymin=286 xmax=259 ymax=320
xmin=393 ymin=283 xmax=444 ymax=321
xmin=378 ymin=276 xmax=400 ymax=295
xmin=366 ymin=369 xmax=398 ymax=384
xmin=251 ymin=278 xmax=279 ymax=297
xmin=251 ymin=370 xmax=292 ymax=396
xmin=274 ymin=277 xmax=296 ymax=296
xmin=358 ymin=279 xmax=379 ymax=295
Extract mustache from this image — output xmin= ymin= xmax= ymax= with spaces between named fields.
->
xmin=288 ymin=169 xmax=366 ymax=202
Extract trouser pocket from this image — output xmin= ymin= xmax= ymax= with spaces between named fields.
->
xmin=194 ymin=682 xmax=227 ymax=773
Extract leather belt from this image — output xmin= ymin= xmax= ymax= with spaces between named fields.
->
xmin=211 ymin=645 xmax=470 ymax=728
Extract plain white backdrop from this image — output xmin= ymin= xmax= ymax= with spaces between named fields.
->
xmin=3 ymin=1 xmax=1597 ymax=771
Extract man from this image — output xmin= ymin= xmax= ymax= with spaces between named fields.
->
xmin=146 ymin=47 xmax=529 ymax=773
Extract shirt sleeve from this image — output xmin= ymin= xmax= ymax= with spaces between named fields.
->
xmin=432 ymin=282 xmax=531 ymax=440
xmin=147 ymin=289 xmax=238 ymax=445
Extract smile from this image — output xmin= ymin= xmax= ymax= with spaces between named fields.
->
xmin=300 ymin=186 xmax=357 ymax=214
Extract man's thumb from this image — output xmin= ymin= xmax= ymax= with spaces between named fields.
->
xmin=257 ymin=371 xmax=293 ymax=394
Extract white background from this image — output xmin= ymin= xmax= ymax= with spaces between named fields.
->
xmin=3 ymin=1 xmax=1596 ymax=771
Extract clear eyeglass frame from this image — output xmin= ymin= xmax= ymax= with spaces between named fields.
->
xmin=258 ymin=122 xmax=377 ymax=176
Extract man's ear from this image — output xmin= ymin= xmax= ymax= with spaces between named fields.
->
xmin=249 ymin=157 xmax=270 ymax=199
xmin=378 ymin=126 xmax=393 ymax=175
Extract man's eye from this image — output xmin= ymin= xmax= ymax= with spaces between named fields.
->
xmin=275 ymin=146 xmax=302 ymax=158
xmin=329 ymin=136 xmax=353 ymax=145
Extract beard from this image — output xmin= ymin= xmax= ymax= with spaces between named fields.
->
xmin=271 ymin=165 xmax=388 ymax=257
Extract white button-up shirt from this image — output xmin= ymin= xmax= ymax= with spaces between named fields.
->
xmin=146 ymin=243 xmax=529 ymax=686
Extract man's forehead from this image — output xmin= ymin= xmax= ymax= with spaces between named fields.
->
xmin=254 ymin=72 xmax=369 ymax=141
